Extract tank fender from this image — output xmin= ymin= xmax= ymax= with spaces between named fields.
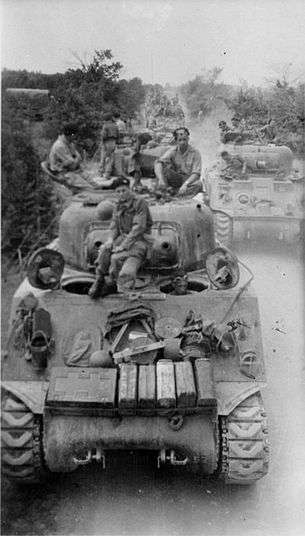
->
xmin=216 ymin=382 xmax=264 ymax=416
xmin=1 ymin=381 xmax=48 ymax=414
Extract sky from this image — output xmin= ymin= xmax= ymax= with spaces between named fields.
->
xmin=1 ymin=0 xmax=305 ymax=87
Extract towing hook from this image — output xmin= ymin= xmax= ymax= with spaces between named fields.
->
xmin=157 ymin=448 xmax=189 ymax=468
xmin=73 ymin=447 xmax=106 ymax=468
xmin=168 ymin=413 xmax=184 ymax=431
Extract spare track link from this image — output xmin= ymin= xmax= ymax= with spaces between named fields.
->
xmin=219 ymin=393 xmax=269 ymax=485
xmin=1 ymin=392 xmax=46 ymax=483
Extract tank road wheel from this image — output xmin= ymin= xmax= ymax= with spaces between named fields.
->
xmin=213 ymin=211 xmax=233 ymax=248
xmin=219 ymin=393 xmax=269 ymax=485
xmin=1 ymin=392 xmax=47 ymax=484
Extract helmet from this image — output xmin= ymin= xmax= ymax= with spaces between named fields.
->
xmin=95 ymin=200 xmax=114 ymax=221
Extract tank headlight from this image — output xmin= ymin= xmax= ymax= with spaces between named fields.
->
xmin=256 ymin=160 xmax=267 ymax=169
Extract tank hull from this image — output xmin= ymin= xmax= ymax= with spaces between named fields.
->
xmin=44 ymin=413 xmax=218 ymax=474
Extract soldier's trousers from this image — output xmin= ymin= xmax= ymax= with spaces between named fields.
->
xmin=96 ymin=239 xmax=148 ymax=290
xmin=160 ymin=166 xmax=202 ymax=196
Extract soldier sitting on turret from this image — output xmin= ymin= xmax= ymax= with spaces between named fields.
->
xmin=220 ymin=151 xmax=248 ymax=181
xmin=89 ymin=177 xmax=153 ymax=299
xmin=154 ymin=127 xmax=202 ymax=196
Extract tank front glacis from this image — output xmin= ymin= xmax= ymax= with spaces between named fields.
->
xmin=209 ymin=145 xmax=303 ymax=238
xmin=2 ymin=195 xmax=269 ymax=485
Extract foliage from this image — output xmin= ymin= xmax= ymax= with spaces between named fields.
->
xmin=2 ymin=68 xmax=63 ymax=90
xmin=1 ymin=49 xmax=147 ymax=262
xmin=180 ymin=67 xmax=231 ymax=118
xmin=43 ymin=50 xmax=145 ymax=154
xmin=1 ymin=95 xmax=57 ymax=260
xmin=226 ymin=79 xmax=304 ymax=152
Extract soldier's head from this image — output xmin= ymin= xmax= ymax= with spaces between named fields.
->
xmin=220 ymin=150 xmax=231 ymax=162
xmin=231 ymin=116 xmax=240 ymax=127
xmin=103 ymin=111 xmax=114 ymax=122
xmin=173 ymin=127 xmax=190 ymax=150
xmin=62 ymin=123 xmax=77 ymax=141
xmin=172 ymin=273 xmax=189 ymax=295
xmin=219 ymin=120 xmax=228 ymax=131
xmin=113 ymin=177 xmax=132 ymax=202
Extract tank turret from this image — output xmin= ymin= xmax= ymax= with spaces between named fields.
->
xmin=2 ymin=192 xmax=269 ymax=486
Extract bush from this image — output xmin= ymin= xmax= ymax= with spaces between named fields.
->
xmin=2 ymin=98 xmax=57 ymax=261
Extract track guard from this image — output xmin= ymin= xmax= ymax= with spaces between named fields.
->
xmin=1 ymin=381 xmax=48 ymax=414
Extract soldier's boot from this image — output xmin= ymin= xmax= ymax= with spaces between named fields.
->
xmin=100 ymin=277 xmax=118 ymax=296
xmin=88 ymin=275 xmax=105 ymax=300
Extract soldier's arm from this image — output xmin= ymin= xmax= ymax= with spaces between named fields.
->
xmin=236 ymin=155 xmax=247 ymax=174
xmin=179 ymin=151 xmax=202 ymax=192
xmin=154 ymin=148 xmax=175 ymax=189
xmin=52 ymin=144 xmax=75 ymax=170
xmin=120 ymin=201 xmax=150 ymax=250
xmin=108 ymin=213 xmax=120 ymax=244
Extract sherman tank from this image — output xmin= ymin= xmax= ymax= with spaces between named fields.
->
xmin=2 ymin=190 xmax=269 ymax=486
xmin=207 ymin=144 xmax=304 ymax=244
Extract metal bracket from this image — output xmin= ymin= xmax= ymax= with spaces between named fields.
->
xmin=73 ymin=446 xmax=106 ymax=468
xmin=157 ymin=448 xmax=189 ymax=468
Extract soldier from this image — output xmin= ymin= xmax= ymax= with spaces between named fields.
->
xmin=218 ymin=121 xmax=230 ymax=143
xmin=259 ymin=119 xmax=277 ymax=142
xmin=100 ymin=112 xmax=119 ymax=161
xmin=170 ymin=273 xmax=191 ymax=295
xmin=229 ymin=116 xmax=244 ymax=143
xmin=101 ymin=112 xmax=119 ymax=144
xmin=48 ymin=123 xmax=95 ymax=191
xmin=89 ymin=177 xmax=153 ymax=299
xmin=113 ymin=111 xmax=127 ymax=143
xmin=98 ymin=143 xmax=130 ymax=188
xmin=220 ymin=150 xmax=248 ymax=180
xmin=154 ymin=127 xmax=202 ymax=196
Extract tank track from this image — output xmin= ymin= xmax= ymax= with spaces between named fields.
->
xmin=1 ymin=392 xmax=46 ymax=483
xmin=219 ymin=393 xmax=269 ymax=484
xmin=213 ymin=211 xmax=233 ymax=248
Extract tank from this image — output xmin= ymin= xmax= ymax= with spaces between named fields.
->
xmin=207 ymin=144 xmax=304 ymax=244
xmin=2 ymin=191 xmax=269 ymax=485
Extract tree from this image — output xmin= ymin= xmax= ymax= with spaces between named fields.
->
xmin=43 ymin=49 xmax=145 ymax=154
xmin=180 ymin=67 xmax=226 ymax=118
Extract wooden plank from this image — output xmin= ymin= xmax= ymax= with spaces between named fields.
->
xmin=174 ymin=361 xmax=196 ymax=407
xmin=111 ymin=322 xmax=129 ymax=353
xmin=113 ymin=341 xmax=165 ymax=364
xmin=194 ymin=359 xmax=216 ymax=406
xmin=156 ymin=360 xmax=176 ymax=408
xmin=118 ymin=363 xmax=137 ymax=409
xmin=138 ymin=364 xmax=156 ymax=408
